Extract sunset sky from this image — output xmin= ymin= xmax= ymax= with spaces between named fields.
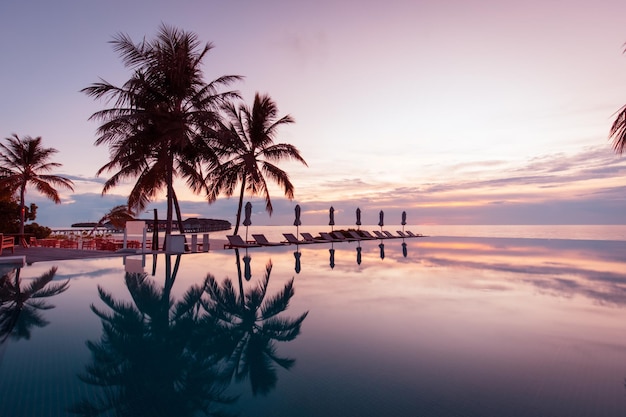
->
xmin=2 ymin=0 xmax=626 ymax=227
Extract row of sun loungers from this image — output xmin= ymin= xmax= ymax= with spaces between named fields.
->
xmin=224 ymin=230 xmax=423 ymax=249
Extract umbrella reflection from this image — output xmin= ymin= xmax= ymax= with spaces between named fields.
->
xmin=356 ymin=246 xmax=362 ymax=265
xmin=243 ymin=254 xmax=252 ymax=281
xmin=379 ymin=242 xmax=385 ymax=259
xmin=402 ymin=242 xmax=407 ymax=258
xmin=329 ymin=247 xmax=335 ymax=269
xmin=294 ymin=250 xmax=301 ymax=273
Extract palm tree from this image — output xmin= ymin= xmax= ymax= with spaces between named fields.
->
xmin=82 ymin=24 xmax=241 ymax=237
xmin=89 ymin=204 xmax=135 ymax=235
xmin=207 ymin=93 xmax=307 ymax=235
xmin=0 ymin=134 xmax=74 ymax=236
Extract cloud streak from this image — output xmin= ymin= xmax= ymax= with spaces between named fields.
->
xmin=27 ymin=144 xmax=626 ymax=227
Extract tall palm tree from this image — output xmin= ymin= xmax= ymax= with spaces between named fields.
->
xmin=207 ymin=93 xmax=307 ymax=235
xmin=82 ymin=24 xmax=241 ymax=237
xmin=0 ymin=135 xmax=74 ymax=236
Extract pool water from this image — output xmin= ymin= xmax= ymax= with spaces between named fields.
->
xmin=1 ymin=236 xmax=625 ymax=416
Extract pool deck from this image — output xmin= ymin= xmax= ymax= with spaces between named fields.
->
xmin=0 ymin=233 xmax=426 ymax=264
xmin=0 ymin=240 xmax=231 ymax=264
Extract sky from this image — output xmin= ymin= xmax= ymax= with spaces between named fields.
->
xmin=1 ymin=0 xmax=626 ymax=227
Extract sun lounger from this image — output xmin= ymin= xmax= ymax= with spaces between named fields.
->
xmin=283 ymin=233 xmax=312 ymax=244
xmin=301 ymin=232 xmax=332 ymax=243
xmin=397 ymin=231 xmax=409 ymax=238
xmin=332 ymin=231 xmax=359 ymax=241
xmin=347 ymin=230 xmax=372 ymax=240
xmin=319 ymin=232 xmax=342 ymax=242
xmin=252 ymin=234 xmax=288 ymax=246
xmin=383 ymin=231 xmax=399 ymax=238
xmin=373 ymin=231 xmax=389 ymax=239
xmin=360 ymin=230 xmax=377 ymax=239
xmin=224 ymin=235 xmax=261 ymax=249
xmin=405 ymin=231 xmax=423 ymax=237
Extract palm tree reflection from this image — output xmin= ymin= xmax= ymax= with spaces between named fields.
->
xmin=0 ymin=266 xmax=69 ymax=344
xmin=71 ymin=255 xmax=235 ymax=417
xmin=72 ymin=254 xmax=307 ymax=416
xmin=203 ymin=260 xmax=308 ymax=396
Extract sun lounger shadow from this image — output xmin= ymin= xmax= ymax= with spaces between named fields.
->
xmin=224 ymin=235 xmax=261 ymax=249
xmin=252 ymin=234 xmax=288 ymax=246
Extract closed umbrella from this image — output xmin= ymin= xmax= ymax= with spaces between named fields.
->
xmin=294 ymin=205 xmax=302 ymax=225
xmin=401 ymin=211 xmax=407 ymax=232
xmin=356 ymin=208 xmax=361 ymax=229
xmin=294 ymin=204 xmax=302 ymax=236
xmin=329 ymin=206 xmax=335 ymax=231
xmin=294 ymin=250 xmax=301 ymax=274
xmin=243 ymin=253 xmax=252 ymax=281
xmin=378 ymin=210 xmax=384 ymax=231
xmin=243 ymin=202 xmax=252 ymax=241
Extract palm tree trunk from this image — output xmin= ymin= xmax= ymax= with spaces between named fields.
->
xmin=165 ymin=154 xmax=174 ymax=237
xmin=19 ymin=185 xmax=26 ymax=237
xmin=234 ymin=248 xmax=245 ymax=308
xmin=234 ymin=178 xmax=246 ymax=236
xmin=172 ymin=189 xmax=188 ymax=247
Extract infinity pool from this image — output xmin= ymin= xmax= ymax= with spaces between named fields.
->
xmin=1 ymin=236 xmax=625 ymax=416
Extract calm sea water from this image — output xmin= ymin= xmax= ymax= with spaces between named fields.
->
xmin=58 ymin=224 xmax=626 ymax=241
xmin=201 ymin=224 xmax=626 ymax=241
xmin=1 ymin=233 xmax=625 ymax=416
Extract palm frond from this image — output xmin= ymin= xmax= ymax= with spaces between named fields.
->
xmin=259 ymin=278 xmax=295 ymax=320
xmin=610 ymin=104 xmax=626 ymax=154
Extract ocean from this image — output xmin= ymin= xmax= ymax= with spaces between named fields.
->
xmin=190 ymin=224 xmax=626 ymax=242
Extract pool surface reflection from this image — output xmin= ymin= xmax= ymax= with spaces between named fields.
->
xmin=1 ymin=236 xmax=625 ymax=416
